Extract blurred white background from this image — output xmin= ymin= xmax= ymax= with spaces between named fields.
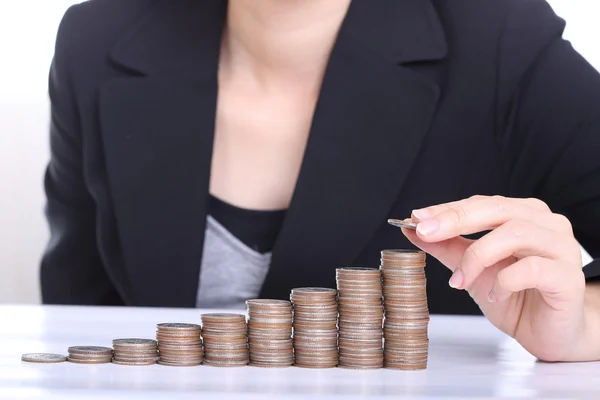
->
xmin=0 ymin=1 xmax=597 ymax=304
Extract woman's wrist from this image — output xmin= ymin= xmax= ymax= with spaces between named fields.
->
xmin=578 ymin=282 xmax=600 ymax=362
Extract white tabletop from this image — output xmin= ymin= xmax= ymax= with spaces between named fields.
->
xmin=0 ymin=305 xmax=599 ymax=400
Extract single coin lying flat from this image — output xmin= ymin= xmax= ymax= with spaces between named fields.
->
xmin=21 ymin=353 xmax=67 ymax=363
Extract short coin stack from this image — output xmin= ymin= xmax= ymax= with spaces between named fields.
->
xmin=380 ymin=249 xmax=429 ymax=370
xmin=290 ymin=288 xmax=339 ymax=368
xmin=67 ymin=346 xmax=113 ymax=364
xmin=336 ymin=267 xmax=384 ymax=369
xmin=201 ymin=313 xmax=249 ymax=367
xmin=156 ymin=323 xmax=204 ymax=366
xmin=111 ymin=339 xmax=158 ymax=366
xmin=246 ymin=299 xmax=294 ymax=368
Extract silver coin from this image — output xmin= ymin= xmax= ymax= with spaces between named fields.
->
xmin=293 ymin=311 xmax=339 ymax=316
xmin=156 ymin=341 xmax=201 ymax=346
xmin=201 ymin=313 xmax=246 ymax=320
xmin=291 ymin=288 xmax=337 ymax=294
xmin=202 ymin=343 xmax=247 ymax=349
xmin=246 ymin=299 xmax=291 ymax=306
xmin=247 ymin=317 xmax=292 ymax=324
xmin=67 ymin=357 xmax=112 ymax=364
xmin=293 ymin=343 xmax=339 ymax=350
xmin=112 ymin=348 xmax=156 ymax=353
xmin=157 ymin=323 xmax=201 ymax=330
xmin=247 ymin=328 xmax=292 ymax=333
xmin=112 ymin=359 xmax=156 ymax=366
xmin=157 ymin=360 xmax=203 ymax=367
xmin=338 ymin=364 xmax=383 ymax=370
xmin=336 ymin=267 xmax=381 ymax=274
xmin=112 ymin=339 xmax=157 ymax=347
xmin=249 ymin=358 xmax=293 ymax=363
xmin=381 ymin=249 xmax=425 ymax=255
xmin=249 ymin=363 xmax=293 ymax=368
xmin=67 ymin=353 xmax=115 ymax=360
xmin=203 ymin=360 xmax=249 ymax=367
xmin=68 ymin=346 xmax=113 ymax=354
xmin=113 ymin=357 xmax=159 ymax=363
xmin=21 ymin=353 xmax=67 ymax=363
xmin=292 ymin=307 xmax=338 ymax=313
xmin=293 ymin=335 xmax=339 ymax=341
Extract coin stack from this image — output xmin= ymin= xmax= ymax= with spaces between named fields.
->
xmin=246 ymin=299 xmax=294 ymax=368
xmin=156 ymin=323 xmax=204 ymax=366
xmin=201 ymin=313 xmax=249 ymax=367
xmin=67 ymin=346 xmax=113 ymax=364
xmin=336 ymin=267 xmax=384 ymax=369
xmin=380 ymin=249 xmax=429 ymax=370
xmin=290 ymin=288 xmax=339 ymax=368
xmin=111 ymin=339 xmax=158 ymax=366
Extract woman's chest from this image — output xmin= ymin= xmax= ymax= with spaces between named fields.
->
xmin=209 ymin=86 xmax=318 ymax=209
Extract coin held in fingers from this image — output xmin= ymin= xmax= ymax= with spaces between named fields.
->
xmin=387 ymin=219 xmax=417 ymax=230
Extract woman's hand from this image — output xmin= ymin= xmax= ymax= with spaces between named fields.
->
xmin=401 ymin=195 xmax=596 ymax=362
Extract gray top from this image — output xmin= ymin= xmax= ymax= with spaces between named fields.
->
xmin=196 ymin=215 xmax=272 ymax=309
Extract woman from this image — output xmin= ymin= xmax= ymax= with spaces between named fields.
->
xmin=42 ymin=0 xmax=600 ymax=362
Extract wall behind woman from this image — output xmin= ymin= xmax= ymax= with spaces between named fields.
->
xmin=0 ymin=1 xmax=596 ymax=304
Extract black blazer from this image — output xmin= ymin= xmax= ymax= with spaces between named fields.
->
xmin=42 ymin=0 xmax=600 ymax=314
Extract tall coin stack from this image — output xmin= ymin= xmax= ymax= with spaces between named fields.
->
xmin=336 ymin=267 xmax=384 ymax=369
xmin=380 ymin=249 xmax=429 ymax=370
xmin=156 ymin=323 xmax=204 ymax=366
xmin=200 ymin=313 xmax=249 ymax=367
xmin=246 ymin=299 xmax=294 ymax=368
xmin=111 ymin=339 xmax=158 ymax=366
xmin=290 ymin=288 xmax=339 ymax=368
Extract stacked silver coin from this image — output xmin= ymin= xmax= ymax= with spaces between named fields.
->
xmin=111 ymin=339 xmax=158 ymax=365
xmin=67 ymin=346 xmax=113 ymax=364
xmin=156 ymin=323 xmax=204 ymax=366
xmin=201 ymin=313 xmax=249 ymax=367
xmin=290 ymin=288 xmax=339 ymax=368
xmin=246 ymin=299 xmax=294 ymax=368
xmin=380 ymin=249 xmax=429 ymax=370
xmin=336 ymin=267 xmax=384 ymax=369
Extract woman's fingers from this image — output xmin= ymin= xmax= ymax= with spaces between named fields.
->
xmin=455 ymin=220 xmax=578 ymax=290
xmin=489 ymin=256 xmax=585 ymax=311
xmin=412 ymin=196 xmax=551 ymax=222
xmin=411 ymin=196 xmax=573 ymax=242
xmin=401 ymin=196 xmax=582 ymax=311
xmin=401 ymin=227 xmax=472 ymax=273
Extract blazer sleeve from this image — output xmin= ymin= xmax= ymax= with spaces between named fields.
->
xmin=41 ymin=6 xmax=123 ymax=305
xmin=497 ymin=0 xmax=600 ymax=280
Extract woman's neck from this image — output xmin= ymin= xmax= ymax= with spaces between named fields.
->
xmin=222 ymin=0 xmax=351 ymax=90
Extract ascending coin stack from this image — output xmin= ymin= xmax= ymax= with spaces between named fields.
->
xmin=336 ymin=267 xmax=384 ymax=369
xmin=380 ymin=249 xmax=429 ymax=370
xmin=112 ymin=339 xmax=159 ymax=365
xmin=290 ymin=288 xmax=339 ymax=368
xmin=246 ymin=299 xmax=294 ymax=368
xmin=156 ymin=323 xmax=204 ymax=366
xmin=201 ymin=313 xmax=249 ymax=367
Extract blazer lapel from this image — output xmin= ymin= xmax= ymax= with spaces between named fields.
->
xmin=260 ymin=0 xmax=447 ymax=298
xmin=99 ymin=0 xmax=226 ymax=307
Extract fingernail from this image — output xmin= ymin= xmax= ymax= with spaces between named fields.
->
xmin=417 ymin=219 xmax=439 ymax=236
xmin=487 ymin=289 xmax=498 ymax=303
xmin=412 ymin=209 xmax=430 ymax=221
xmin=449 ymin=269 xmax=463 ymax=289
